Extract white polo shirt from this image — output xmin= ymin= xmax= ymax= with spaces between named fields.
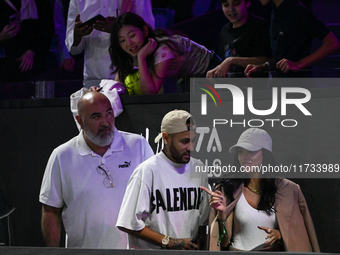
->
xmin=39 ymin=128 xmax=154 ymax=248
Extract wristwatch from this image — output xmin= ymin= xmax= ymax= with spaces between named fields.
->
xmin=161 ymin=235 xmax=170 ymax=248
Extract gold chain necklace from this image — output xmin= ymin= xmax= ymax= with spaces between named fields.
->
xmin=247 ymin=185 xmax=262 ymax=194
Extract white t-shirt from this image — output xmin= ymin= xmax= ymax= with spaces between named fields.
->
xmin=39 ymin=129 xmax=154 ymax=248
xmin=232 ymin=193 xmax=278 ymax=250
xmin=116 ymin=151 xmax=210 ymax=249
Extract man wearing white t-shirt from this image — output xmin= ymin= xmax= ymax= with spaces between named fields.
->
xmin=39 ymin=91 xmax=154 ymax=248
xmin=116 ymin=109 xmax=210 ymax=249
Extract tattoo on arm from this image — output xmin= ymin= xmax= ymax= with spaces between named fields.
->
xmin=168 ymin=238 xmax=190 ymax=250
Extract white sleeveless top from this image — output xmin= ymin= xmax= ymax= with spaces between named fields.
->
xmin=231 ymin=193 xmax=278 ymax=250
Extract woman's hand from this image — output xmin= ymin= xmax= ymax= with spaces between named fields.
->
xmin=258 ymin=226 xmax=282 ymax=246
xmin=0 ymin=23 xmax=20 ymax=42
xmin=137 ymin=38 xmax=157 ymax=59
xmin=200 ymin=186 xmax=227 ymax=220
xmin=17 ymin=50 xmax=35 ymax=71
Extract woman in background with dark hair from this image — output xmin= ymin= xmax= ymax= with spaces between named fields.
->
xmin=201 ymin=128 xmax=319 ymax=252
xmin=109 ymin=12 xmax=221 ymax=95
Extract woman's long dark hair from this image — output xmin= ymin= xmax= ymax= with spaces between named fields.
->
xmin=109 ymin=12 xmax=177 ymax=82
xmin=216 ymin=148 xmax=278 ymax=215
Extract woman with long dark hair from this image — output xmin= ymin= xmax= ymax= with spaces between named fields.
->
xmin=109 ymin=12 xmax=221 ymax=95
xmin=201 ymin=128 xmax=319 ymax=252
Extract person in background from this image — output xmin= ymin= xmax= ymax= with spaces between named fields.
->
xmin=0 ymin=0 xmax=54 ymax=82
xmin=65 ymin=0 xmax=155 ymax=88
xmin=206 ymin=0 xmax=272 ymax=78
xmin=244 ymin=0 xmax=339 ymax=77
xmin=116 ymin=110 xmax=210 ymax=249
xmin=51 ymin=0 xmax=75 ymax=72
xmin=202 ymin=128 xmax=319 ymax=252
xmin=109 ymin=12 xmax=221 ymax=95
xmin=40 ymin=91 xmax=154 ymax=248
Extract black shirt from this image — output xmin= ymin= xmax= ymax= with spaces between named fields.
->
xmin=270 ymin=0 xmax=330 ymax=64
xmin=220 ymin=14 xmax=272 ymax=73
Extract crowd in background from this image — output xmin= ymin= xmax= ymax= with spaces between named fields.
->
xmin=0 ymin=0 xmax=339 ymax=92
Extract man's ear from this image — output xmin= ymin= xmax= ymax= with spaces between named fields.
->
xmin=75 ymin=115 xmax=83 ymax=130
xmin=162 ymin=132 xmax=169 ymax=144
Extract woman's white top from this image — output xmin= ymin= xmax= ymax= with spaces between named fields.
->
xmin=231 ymin=193 xmax=278 ymax=250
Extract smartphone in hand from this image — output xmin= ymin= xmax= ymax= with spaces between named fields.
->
xmin=79 ymin=14 xmax=105 ymax=28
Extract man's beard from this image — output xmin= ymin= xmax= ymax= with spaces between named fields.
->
xmin=168 ymin=142 xmax=190 ymax=164
xmin=83 ymin=125 xmax=114 ymax=147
